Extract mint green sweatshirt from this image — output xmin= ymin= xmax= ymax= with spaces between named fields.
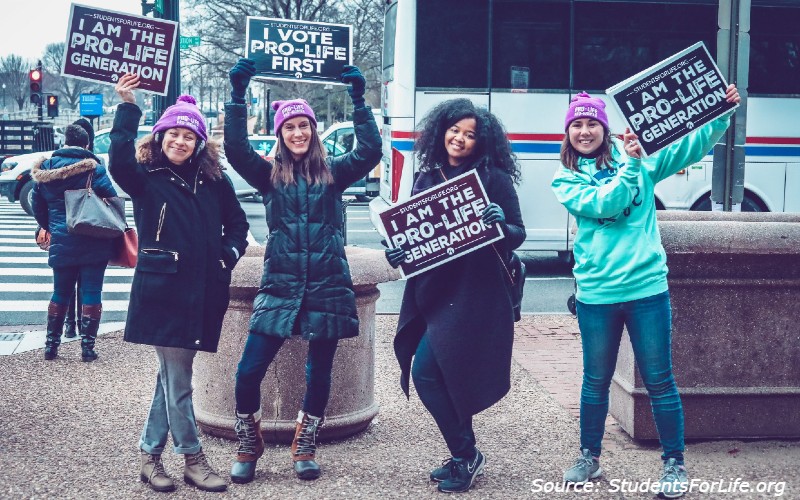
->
xmin=551 ymin=114 xmax=732 ymax=304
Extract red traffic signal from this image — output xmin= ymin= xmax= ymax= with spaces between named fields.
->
xmin=30 ymin=69 xmax=43 ymax=104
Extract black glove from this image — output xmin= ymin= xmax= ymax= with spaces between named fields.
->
xmin=482 ymin=203 xmax=506 ymax=226
xmin=385 ymin=247 xmax=406 ymax=269
xmin=341 ymin=65 xmax=366 ymax=109
xmin=229 ymin=58 xmax=256 ymax=104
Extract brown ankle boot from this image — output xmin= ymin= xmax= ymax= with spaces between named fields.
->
xmin=140 ymin=450 xmax=176 ymax=492
xmin=184 ymin=449 xmax=227 ymax=492
xmin=230 ymin=410 xmax=265 ymax=484
xmin=291 ymin=411 xmax=323 ymax=480
xmin=44 ymin=302 xmax=68 ymax=360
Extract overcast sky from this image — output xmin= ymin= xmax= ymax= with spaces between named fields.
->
xmin=0 ymin=0 xmax=147 ymax=62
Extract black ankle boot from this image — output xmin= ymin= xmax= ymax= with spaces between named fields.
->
xmin=80 ymin=304 xmax=102 ymax=362
xmin=45 ymin=302 xmax=68 ymax=360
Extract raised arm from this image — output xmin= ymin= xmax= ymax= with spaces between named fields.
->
xmin=551 ymin=159 xmax=642 ymax=219
xmin=108 ymin=74 xmax=147 ymax=198
xmin=331 ymin=65 xmax=382 ymax=191
xmin=223 ymin=58 xmax=273 ymax=194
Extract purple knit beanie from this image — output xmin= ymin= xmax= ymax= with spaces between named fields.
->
xmin=152 ymin=94 xmax=208 ymax=142
xmin=564 ymin=92 xmax=609 ymax=131
xmin=273 ymin=99 xmax=317 ymax=133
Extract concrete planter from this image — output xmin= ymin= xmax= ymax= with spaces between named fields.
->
xmin=194 ymin=245 xmax=400 ymax=443
xmin=610 ymin=211 xmax=800 ymax=439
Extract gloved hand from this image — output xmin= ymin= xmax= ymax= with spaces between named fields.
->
xmin=341 ymin=65 xmax=366 ymax=109
xmin=229 ymin=58 xmax=256 ymax=104
xmin=385 ymin=246 xmax=407 ymax=269
xmin=482 ymin=203 xmax=505 ymax=226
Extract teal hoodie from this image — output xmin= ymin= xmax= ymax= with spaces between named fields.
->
xmin=551 ymin=114 xmax=732 ymax=304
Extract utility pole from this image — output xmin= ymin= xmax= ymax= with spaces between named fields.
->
xmin=712 ymin=0 xmax=749 ymax=211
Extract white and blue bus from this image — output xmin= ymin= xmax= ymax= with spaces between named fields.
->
xmin=371 ymin=0 xmax=800 ymax=259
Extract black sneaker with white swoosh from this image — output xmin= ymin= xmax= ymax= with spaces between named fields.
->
xmin=437 ymin=449 xmax=485 ymax=493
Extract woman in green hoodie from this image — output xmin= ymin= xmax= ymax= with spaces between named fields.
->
xmin=551 ymin=85 xmax=740 ymax=498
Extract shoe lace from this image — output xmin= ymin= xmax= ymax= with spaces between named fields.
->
xmin=151 ymin=456 xmax=168 ymax=478
xmin=235 ymin=416 xmax=258 ymax=455
xmin=294 ymin=418 xmax=320 ymax=457
xmin=661 ymin=462 xmax=681 ymax=481
xmin=572 ymin=455 xmax=594 ymax=471
xmin=189 ymin=451 xmax=214 ymax=479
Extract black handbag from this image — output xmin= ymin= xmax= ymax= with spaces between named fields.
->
xmin=64 ymin=172 xmax=126 ymax=239
xmin=494 ymin=246 xmax=525 ymax=322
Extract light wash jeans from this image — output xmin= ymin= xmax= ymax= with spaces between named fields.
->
xmin=576 ymin=290 xmax=684 ymax=464
xmin=139 ymin=346 xmax=201 ymax=455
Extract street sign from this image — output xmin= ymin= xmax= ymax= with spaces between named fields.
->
xmin=79 ymin=93 xmax=104 ymax=117
xmin=180 ymin=36 xmax=201 ymax=49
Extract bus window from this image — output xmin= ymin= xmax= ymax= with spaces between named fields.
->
xmin=573 ymin=1 xmax=717 ymax=91
xmin=382 ymin=2 xmax=398 ymax=83
xmin=492 ymin=1 xmax=570 ymax=90
xmin=750 ymin=3 xmax=800 ymax=95
xmin=416 ymin=0 xmax=489 ymax=89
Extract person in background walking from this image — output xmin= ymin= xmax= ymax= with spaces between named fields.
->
xmin=223 ymin=58 xmax=381 ymax=483
xmin=31 ymin=123 xmax=117 ymax=362
xmin=60 ymin=118 xmax=98 ymax=340
xmin=383 ymin=98 xmax=525 ymax=493
xmin=552 ymin=85 xmax=741 ymax=498
xmin=110 ymin=73 xmax=249 ymax=493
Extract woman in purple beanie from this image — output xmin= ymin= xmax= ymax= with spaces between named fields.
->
xmin=109 ymin=73 xmax=249 ymax=493
xmin=223 ymin=59 xmax=381 ymax=483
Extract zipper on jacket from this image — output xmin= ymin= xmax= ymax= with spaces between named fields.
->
xmin=141 ymin=248 xmax=179 ymax=261
xmin=219 ymin=259 xmax=226 ymax=269
xmin=156 ymin=203 xmax=166 ymax=241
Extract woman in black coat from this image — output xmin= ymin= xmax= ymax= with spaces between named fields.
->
xmin=109 ymin=73 xmax=249 ymax=493
xmin=223 ymin=59 xmax=381 ymax=483
xmin=31 ymin=123 xmax=118 ymax=362
xmin=385 ymin=99 xmax=525 ymax=493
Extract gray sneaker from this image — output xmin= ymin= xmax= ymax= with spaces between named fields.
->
xmin=563 ymin=448 xmax=601 ymax=484
xmin=658 ymin=458 xmax=688 ymax=498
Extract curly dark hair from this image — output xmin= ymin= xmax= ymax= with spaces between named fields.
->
xmin=414 ymin=98 xmax=521 ymax=184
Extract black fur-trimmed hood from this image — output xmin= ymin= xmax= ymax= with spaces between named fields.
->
xmin=135 ymin=133 xmax=223 ymax=180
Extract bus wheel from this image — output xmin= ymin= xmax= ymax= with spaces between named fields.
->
xmin=557 ymin=251 xmax=575 ymax=266
xmin=690 ymin=193 xmax=767 ymax=212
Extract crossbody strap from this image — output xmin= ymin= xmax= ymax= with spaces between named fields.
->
xmin=438 ymin=167 xmax=515 ymax=286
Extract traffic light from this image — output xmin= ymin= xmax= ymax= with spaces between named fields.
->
xmin=47 ymin=95 xmax=59 ymax=118
xmin=29 ymin=69 xmax=42 ymax=104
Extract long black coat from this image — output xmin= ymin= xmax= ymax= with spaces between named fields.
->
xmin=109 ymin=103 xmax=249 ymax=352
xmin=30 ymin=148 xmax=117 ymax=268
xmin=224 ymin=104 xmax=381 ymax=341
xmin=395 ymin=165 xmax=525 ymax=421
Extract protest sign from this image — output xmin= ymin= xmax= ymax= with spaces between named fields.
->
xmin=62 ymin=3 xmax=177 ymax=95
xmin=379 ymin=170 xmax=504 ymax=278
xmin=245 ymin=17 xmax=352 ymax=85
xmin=606 ymin=41 xmax=737 ymax=157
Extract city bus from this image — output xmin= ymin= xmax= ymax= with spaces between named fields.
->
xmin=371 ymin=0 xmax=800 ymax=259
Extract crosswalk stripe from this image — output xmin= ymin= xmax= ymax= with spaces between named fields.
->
xmin=1 ymin=283 xmax=132 ymax=292
xmin=0 ymin=247 xmax=47 ymax=253
xmin=0 ymin=267 xmax=135 ymax=276
xmin=0 ymin=238 xmax=36 ymax=244
xmin=0 ymin=257 xmax=48 ymax=263
xmin=0 ymin=300 xmax=131 ymax=312
xmin=0 ymin=230 xmax=38 ymax=236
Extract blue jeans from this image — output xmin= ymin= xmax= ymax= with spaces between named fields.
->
xmin=235 ymin=333 xmax=339 ymax=417
xmin=576 ymin=290 xmax=684 ymax=464
xmin=412 ymin=335 xmax=476 ymax=460
xmin=52 ymin=263 xmax=106 ymax=305
xmin=139 ymin=346 xmax=201 ymax=455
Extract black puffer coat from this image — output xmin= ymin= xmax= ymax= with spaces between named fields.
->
xmin=30 ymin=148 xmax=117 ymax=268
xmin=109 ymin=103 xmax=249 ymax=352
xmin=395 ymin=164 xmax=525 ymax=421
xmin=224 ymin=103 xmax=381 ymax=341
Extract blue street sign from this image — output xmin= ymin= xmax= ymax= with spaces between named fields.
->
xmin=80 ymin=93 xmax=104 ymax=117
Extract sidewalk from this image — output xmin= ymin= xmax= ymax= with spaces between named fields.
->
xmin=0 ymin=314 xmax=796 ymax=498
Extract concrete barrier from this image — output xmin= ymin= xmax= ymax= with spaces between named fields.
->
xmin=610 ymin=211 xmax=800 ymax=439
xmin=194 ymin=245 xmax=400 ymax=443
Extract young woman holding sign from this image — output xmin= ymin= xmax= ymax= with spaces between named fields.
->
xmin=552 ymin=85 xmax=740 ymax=498
xmin=384 ymin=98 xmax=525 ymax=493
xmin=223 ymin=58 xmax=381 ymax=483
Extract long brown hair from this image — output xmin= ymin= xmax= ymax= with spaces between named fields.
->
xmin=559 ymin=129 xmax=617 ymax=172
xmin=271 ymin=121 xmax=332 ymax=186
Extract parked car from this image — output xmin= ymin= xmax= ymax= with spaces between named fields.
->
xmin=0 ymin=125 xmax=257 ymax=215
xmin=320 ymin=120 xmax=381 ymax=202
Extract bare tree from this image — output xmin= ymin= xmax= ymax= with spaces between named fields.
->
xmin=41 ymin=43 xmax=104 ymax=110
xmin=0 ymin=54 xmax=33 ymax=111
